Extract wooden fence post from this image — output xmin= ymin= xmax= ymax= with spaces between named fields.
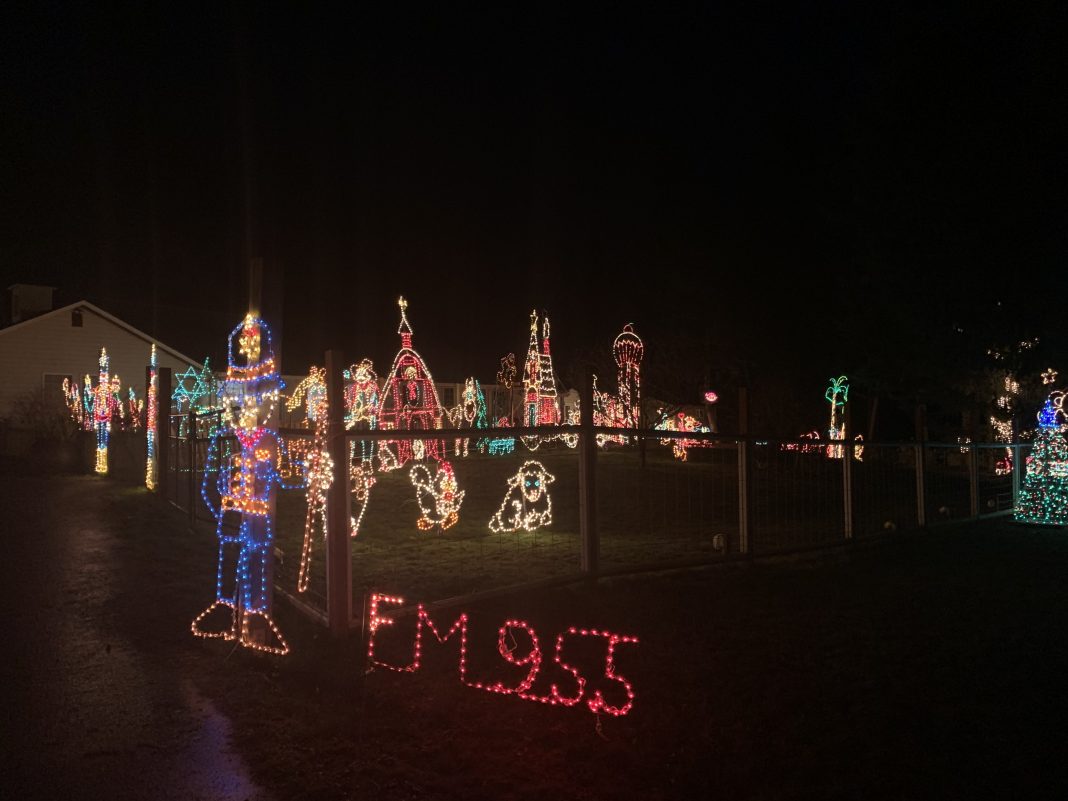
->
xmin=579 ymin=366 xmax=599 ymax=574
xmin=325 ymin=349 xmax=352 ymax=636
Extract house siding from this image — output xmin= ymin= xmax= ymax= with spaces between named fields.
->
xmin=0 ymin=304 xmax=198 ymax=419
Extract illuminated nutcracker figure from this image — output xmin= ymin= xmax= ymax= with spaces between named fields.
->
xmin=89 ymin=348 xmax=123 ymax=474
xmin=192 ymin=314 xmax=290 ymax=655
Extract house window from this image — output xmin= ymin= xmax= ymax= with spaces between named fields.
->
xmin=71 ymin=309 xmax=83 ymax=327
xmin=442 ymin=387 xmax=455 ymax=407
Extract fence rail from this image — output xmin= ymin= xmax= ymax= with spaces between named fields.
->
xmin=157 ymin=397 xmax=1027 ymax=634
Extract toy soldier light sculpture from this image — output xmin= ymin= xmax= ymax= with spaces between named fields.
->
xmin=192 ymin=314 xmax=290 ymax=655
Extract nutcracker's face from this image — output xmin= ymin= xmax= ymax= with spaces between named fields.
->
xmin=223 ymin=314 xmax=283 ymax=435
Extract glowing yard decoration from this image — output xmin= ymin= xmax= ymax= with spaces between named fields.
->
xmin=448 ymin=377 xmax=489 ymax=457
xmin=286 ymin=366 xmax=330 ymax=592
xmin=521 ymin=310 xmax=561 ymax=449
xmin=146 ymin=345 xmax=158 ymax=489
xmin=825 ymin=376 xmax=849 ymax=458
xmin=489 ymin=460 xmax=555 ymax=533
xmin=613 ymin=324 xmax=643 ymax=429
xmin=410 ymin=461 xmax=465 ymax=531
xmin=496 ymin=352 xmax=517 ymax=422
xmin=344 ymin=359 xmax=380 ymax=536
xmin=85 ymin=348 xmax=124 ymax=474
xmin=61 ymin=376 xmax=93 ymax=431
xmin=377 ymin=297 xmax=446 ymax=469
xmin=703 ymin=391 xmax=719 ymax=404
xmin=367 ymin=593 xmax=639 ymax=717
xmin=1014 ymin=393 xmax=1068 ymax=526
xmin=991 ymin=372 xmax=1020 ymax=475
xmin=1042 ymin=367 xmax=1059 ymax=385
xmin=172 ymin=359 xmax=214 ymax=413
xmin=780 ymin=430 xmax=824 ymax=454
xmin=192 ymin=314 xmax=291 ymax=656
xmin=126 ymin=388 xmax=144 ymax=431
xmin=487 ymin=417 xmax=516 ymax=455
xmin=654 ymin=410 xmax=712 ymax=461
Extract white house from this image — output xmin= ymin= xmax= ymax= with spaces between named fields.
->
xmin=0 ymin=294 xmax=203 ymax=421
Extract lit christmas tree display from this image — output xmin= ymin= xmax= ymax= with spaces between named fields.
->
xmin=520 ymin=310 xmax=563 ymax=451
xmin=377 ymin=297 xmax=446 ymax=469
xmin=192 ymin=314 xmax=292 ymax=655
xmin=1014 ymin=392 xmax=1068 ymax=526
xmin=146 ymin=344 xmax=158 ymax=489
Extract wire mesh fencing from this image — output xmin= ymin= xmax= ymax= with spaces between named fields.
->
xmin=156 ymin=408 xmax=1028 ymax=629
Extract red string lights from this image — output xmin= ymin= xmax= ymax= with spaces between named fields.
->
xmin=367 ymin=593 xmax=639 ymax=717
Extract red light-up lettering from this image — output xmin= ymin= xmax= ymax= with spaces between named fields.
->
xmin=367 ymin=593 xmax=639 ymax=717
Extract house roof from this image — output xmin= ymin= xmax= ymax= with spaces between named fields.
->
xmin=0 ymin=300 xmax=204 ymax=369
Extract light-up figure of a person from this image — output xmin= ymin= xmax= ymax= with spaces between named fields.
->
xmin=191 ymin=314 xmax=291 ymax=655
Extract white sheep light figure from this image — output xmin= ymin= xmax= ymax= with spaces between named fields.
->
xmin=489 ymin=460 xmax=556 ymax=533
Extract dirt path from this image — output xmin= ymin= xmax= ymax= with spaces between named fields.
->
xmin=0 ymin=466 xmax=272 ymax=800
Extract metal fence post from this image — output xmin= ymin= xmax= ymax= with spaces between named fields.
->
xmin=736 ymin=386 xmax=751 ymax=554
xmin=579 ymin=366 xmax=599 ymax=574
xmin=325 ymin=349 xmax=352 ymax=636
xmin=843 ymin=441 xmax=854 ymax=539
xmin=968 ymin=444 xmax=979 ymax=517
xmin=737 ymin=439 xmax=751 ymax=554
xmin=915 ymin=405 xmax=927 ymax=527
xmin=843 ymin=405 xmax=854 ymax=539
xmin=156 ymin=367 xmax=171 ymax=496
xmin=188 ymin=408 xmax=196 ymax=524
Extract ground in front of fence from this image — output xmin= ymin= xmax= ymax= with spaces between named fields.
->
xmin=7 ymin=464 xmax=1064 ymax=801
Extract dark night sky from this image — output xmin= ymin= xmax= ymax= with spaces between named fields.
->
xmin=3 ymin=2 xmax=1066 ymax=421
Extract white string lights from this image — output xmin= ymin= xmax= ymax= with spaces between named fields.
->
xmin=489 ymin=460 xmax=555 ymax=533
xmin=410 ymin=461 xmax=465 ymax=531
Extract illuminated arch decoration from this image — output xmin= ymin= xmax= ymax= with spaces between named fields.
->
xmin=1014 ymin=392 xmax=1068 ymax=525
xmin=489 ymin=460 xmax=555 ymax=533
xmin=343 ymin=359 xmax=380 ymax=537
xmin=410 ymin=461 xmax=465 ymax=531
xmin=521 ymin=310 xmax=562 ymax=450
xmin=146 ymin=344 xmax=158 ymax=489
xmin=86 ymin=348 xmax=124 ymax=474
xmin=192 ymin=314 xmax=292 ymax=656
xmin=654 ymin=409 xmax=712 ymax=462
xmin=377 ymin=297 xmax=446 ymax=470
